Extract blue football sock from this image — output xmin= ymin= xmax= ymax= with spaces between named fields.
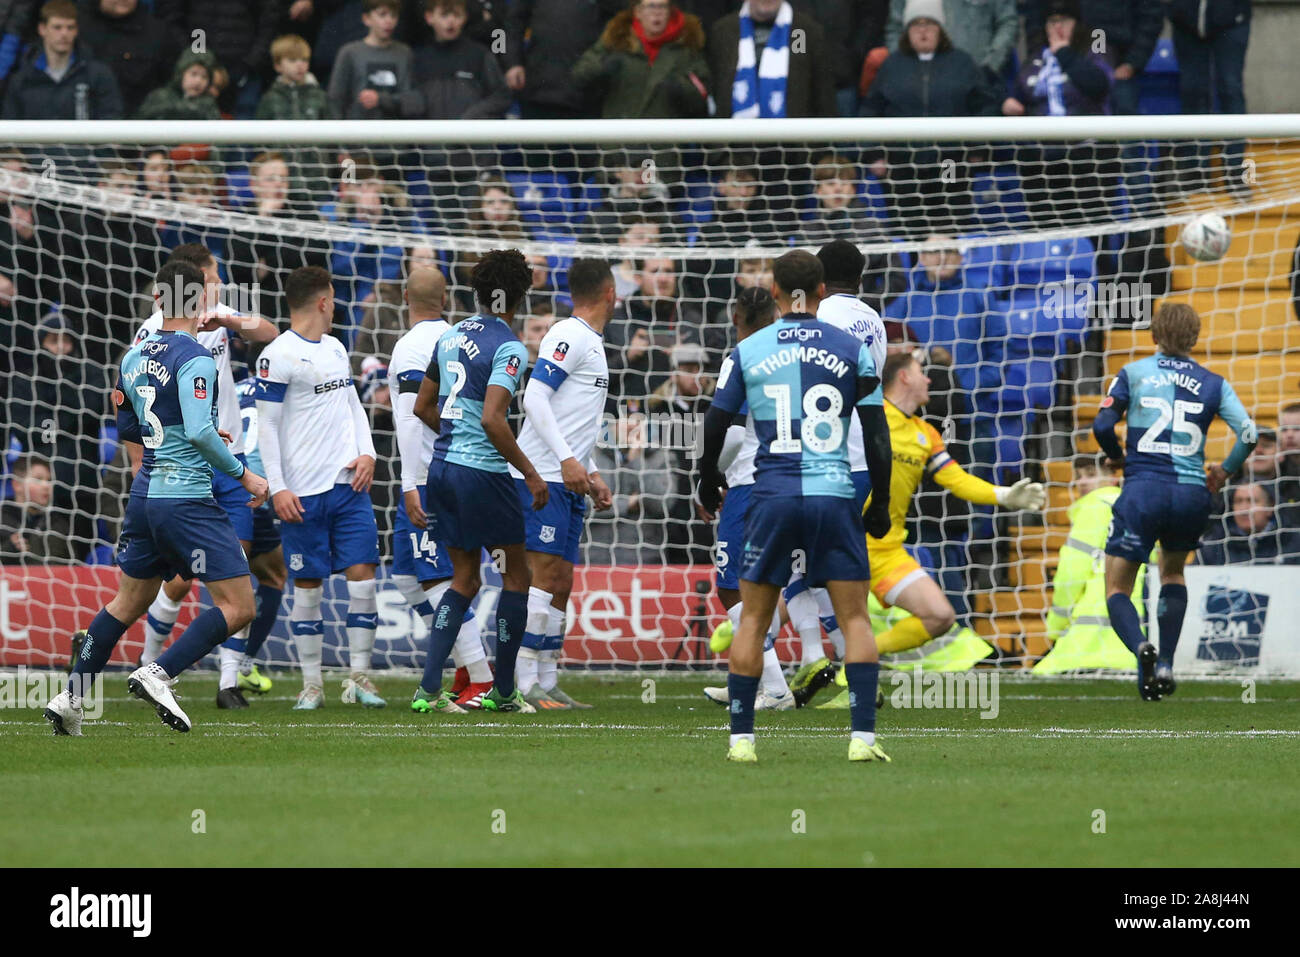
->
xmin=68 ymin=608 xmax=129 ymax=698
xmin=245 ymin=584 xmax=282 ymax=661
xmin=156 ymin=606 xmax=230 ymax=676
xmin=728 ymin=672 xmax=760 ymax=735
xmin=419 ymin=588 xmax=471 ymax=694
xmin=1156 ymin=583 xmax=1188 ymax=668
xmin=492 ymin=589 xmax=528 ymax=698
xmin=1106 ymin=592 xmax=1146 ymax=656
xmin=844 ymin=662 xmax=880 ymax=733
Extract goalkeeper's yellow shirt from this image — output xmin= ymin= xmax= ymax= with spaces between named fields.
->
xmin=866 ymin=399 xmax=1001 ymax=547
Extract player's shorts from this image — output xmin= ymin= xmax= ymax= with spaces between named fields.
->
xmin=851 ymin=470 xmax=872 ymax=517
xmin=517 ymin=479 xmax=586 ymax=564
xmin=714 ymin=483 xmax=753 ymax=591
xmin=393 ymin=490 xmax=453 ymax=582
xmin=279 ymin=482 xmax=380 ymax=580
xmin=117 ymin=494 xmax=250 ymax=583
xmin=210 ymin=454 xmax=281 ymax=558
xmin=426 ymin=459 xmax=524 ymax=551
xmin=740 ymin=493 xmax=869 ymax=586
xmin=868 ymin=541 xmax=929 ymax=607
xmin=1106 ymin=478 xmax=1213 ymax=563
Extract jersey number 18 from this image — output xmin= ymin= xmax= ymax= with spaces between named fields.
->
xmin=763 ymin=383 xmax=844 ymax=454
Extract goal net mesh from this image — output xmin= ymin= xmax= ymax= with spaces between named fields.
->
xmin=2 ymin=129 xmax=1297 ymax=673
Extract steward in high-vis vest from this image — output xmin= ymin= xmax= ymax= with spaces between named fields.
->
xmin=1035 ymin=457 xmax=1144 ymax=674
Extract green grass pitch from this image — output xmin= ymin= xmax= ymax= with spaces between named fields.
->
xmin=3 ymin=673 xmax=1298 ymax=867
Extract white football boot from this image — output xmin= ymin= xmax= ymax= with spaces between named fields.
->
xmin=293 ymin=684 xmax=325 ymax=710
xmin=127 ymin=662 xmax=192 ymax=732
xmin=44 ymin=689 xmax=83 ymax=736
xmin=702 ymin=686 xmax=795 ymax=710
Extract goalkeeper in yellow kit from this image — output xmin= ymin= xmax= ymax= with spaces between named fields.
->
xmin=835 ymin=350 xmax=1047 ymax=675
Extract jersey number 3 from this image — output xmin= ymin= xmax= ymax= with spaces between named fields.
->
xmin=763 ymin=384 xmax=844 ymax=454
xmin=1137 ymin=396 xmax=1204 ymax=457
xmin=136 ymin=384 xmax=165 ymax=450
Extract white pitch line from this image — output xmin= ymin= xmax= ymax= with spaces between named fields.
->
xmin=2 ymin=719 xmax=1297 ymax=741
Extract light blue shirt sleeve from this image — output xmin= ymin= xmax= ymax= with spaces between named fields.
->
xmin=487 ymin=339 xmax=529 ymax=395
xmin=856 ymin=342 xmax=884 ymax=407
xmin=178 ymin=355 xmax=245 ymax=479
xmin=1218 ymin=378 xmax=1258 ymax=473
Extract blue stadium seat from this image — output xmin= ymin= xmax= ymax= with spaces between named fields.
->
xmin=1001 ymin=236 xmax=1095 ymax=290
xmin=1139 ymin=38 xmax=1180 ymax=116
xmin=970 ymin=165 xmax=1029 ymax=226
xmin=505 ymin=171 xmax=587 ymax=231
xmin=224 ymin=167 xmax=253 ymax=209
xmin=958 ymin=237 xmax=1001 ymax=290
xmin=995 ymin=292 xmax=1088 ymax=360
xmin=98 ymin=424 xmax=119 ymax=468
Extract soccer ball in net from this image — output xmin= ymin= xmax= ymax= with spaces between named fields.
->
xmin=1179 ymin=212 xmax=1233 ymax=262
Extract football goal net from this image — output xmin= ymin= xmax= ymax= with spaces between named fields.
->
xmin=1 ymin=115 xmax=1298 ymax=675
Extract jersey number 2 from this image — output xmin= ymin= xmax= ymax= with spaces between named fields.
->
xmin=136 ymin=384 xmax=165 ymax=449
xmin=1137 ymin=396 xmax=1204 ymax=457
xmin=763 ymin=384 xmax=843 ymax=454
xmin=442 ymin=360 xmax=467 ymax=420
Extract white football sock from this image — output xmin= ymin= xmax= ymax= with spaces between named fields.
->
xmin=788 ymin=588 xmax=824 ymax=665
xmin=518 ymin=586 xmax=553 ymax=691
xmin=539 ymin=606 xmax=565 ymax=690
xmin=346 ymin=579 xmax=378 ymax=674
xmin=218 ymin=645 xmax=241 ymax=691
xmin=517 ymin=647 xmax=540 ymax=691
xmin=453 ymin=615 xmax=492 ymax=682
xmin=142 ymin=588 xmax=182 ymax=663
xmin=851 ymin=730 xmax=877 ymax=747
xmin=814 ymin=588 xmax=847 ymax=658
xmin=727 ymin=602 xmax=742 ymax=632
xmin=762 ymin=647 xmax=789 ymax=696
xmin=291 ymin=584 xmax=324 ymax=689
xmin=730 ymin=733 xmax=755 ymax=747
xmin=394 ymin=574 xmax=428 ymax=614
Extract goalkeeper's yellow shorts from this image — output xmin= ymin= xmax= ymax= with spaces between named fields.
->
xmin=868 ymin=542 xmax=929 ymax=608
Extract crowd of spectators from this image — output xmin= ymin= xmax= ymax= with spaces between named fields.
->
xmin=0 ymin=0 xmax=1278 ymax=572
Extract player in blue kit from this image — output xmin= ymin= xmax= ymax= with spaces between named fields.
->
xmin=697 ymin=251 xmax=894 ymax=764
xmin=412 ymin=249 xmax=549 ymax=714
xmin=44 ymin=261 xmax=269 ymax=735
xmin=1093 ymin=303 xmax=1258 ymax=700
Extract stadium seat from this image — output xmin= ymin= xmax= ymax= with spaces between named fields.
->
xmin=504 ymin=170 xmax=587 ymax=232
xmin=970 ymin=165 xmax=1029 ymax=226
xmin=224 ymin=166 xmax=252 ymax=209
xmin=1000 ymin=236 xmax=1096 ymax=291
xmin=1139 ymin=38 xmax=1180 ymax=116
xmin=958 ymin=237 xmax=1001 ymax=290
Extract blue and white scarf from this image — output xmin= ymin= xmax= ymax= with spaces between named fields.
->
xmin=1032 ymin=49 xmax=1068 ymax=117
xmin=732 ymin=0 xmax=793 ymax=119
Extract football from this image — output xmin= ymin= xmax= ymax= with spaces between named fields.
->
xmin=1180 ymin=212 xmax=1233 ymax=262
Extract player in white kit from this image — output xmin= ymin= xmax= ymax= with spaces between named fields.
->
xmin=255 ymin=267 xmax=383 ymax=710
xmin=388 ymin=267 xmax=495 ymax=713
xmin=128 ymin=244 xmax=283 ymax=709
xmin=508 ymin=260 xmax=616 ymax=710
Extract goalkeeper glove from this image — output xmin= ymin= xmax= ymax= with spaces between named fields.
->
xmin=995 ymin=477 xmax=1046 ymax=511
xmin=863 ymin=498 xmax=891 ymax=539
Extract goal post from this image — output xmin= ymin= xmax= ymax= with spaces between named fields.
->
xmin=2 ymin=115 xmax=1299 ymax=675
